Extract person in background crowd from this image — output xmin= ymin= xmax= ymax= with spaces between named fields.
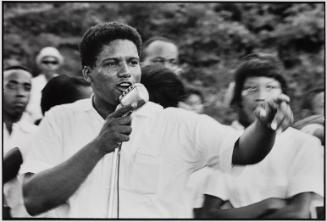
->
xmin=3 ymin=66 xmax=38 ymax=218
xmin=178 ymin=87 xmax=205 ymax=114
xmin=25 ymin=46 xmax=64 ymax=124
xmin=197 ymin=53 xmax=323 ymax=219
xmin=293 ymin=87 xmax=324 ymax=145
xmin=34 ymin=75 xmax=92 ymax=125
xmin=21 ymin=22 xmax=292 ymax=218
xmin=141 ymin=36 xmax=182 ymax=75
xmin=140 ymin=65 xmax=185 ymax=108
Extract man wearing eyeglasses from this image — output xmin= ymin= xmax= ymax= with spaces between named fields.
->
xmin=25 ymin=46 xmax=64 ymax=124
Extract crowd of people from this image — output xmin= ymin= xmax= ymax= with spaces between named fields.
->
xmin=3 ymin=21 xmax=324 ymax=219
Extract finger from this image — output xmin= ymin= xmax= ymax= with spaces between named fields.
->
xmin=109 ymin=104 xmax=134 ymax=118
xmin=263 ymin=101 xmax=278 ymax=123
xmin=115 ymin=125 xmax=132 ymax=135
xmin=116 ymin=115 xmax=132 ymax=125
xmin=254 ymin=106 xmax=266 ymax=122
xmin=271 ymin=94 xmax=290 ymax=105
xmin=116 ymin=134 xmax=130 ymax=142
xmin=280 ymin=106 xmax=294 ymax=131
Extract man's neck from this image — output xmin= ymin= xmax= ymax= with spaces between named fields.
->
xmin=92 ymin=96 xmax=117 ymax=119
xmin=3 ymin=115 xmax=20 ymax=135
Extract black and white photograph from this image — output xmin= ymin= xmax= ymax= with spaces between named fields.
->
xmin=2 ymin=1 xmax=325 ymax=219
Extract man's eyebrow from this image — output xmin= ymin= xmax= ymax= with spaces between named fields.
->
xmin=7 ymin=80 xmax=19 ymax=84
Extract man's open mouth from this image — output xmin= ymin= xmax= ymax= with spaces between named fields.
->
xmin=116 ymin=82 xmax=132 ymax=92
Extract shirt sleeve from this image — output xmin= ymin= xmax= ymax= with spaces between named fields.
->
xmin=193 ymin=114 xmax=242 ymax=172
xmin=286 ymin=136 xmax=324 ymax=197
xmin=204 ymin=169 xmax=230 ymax=201
xmin=20 ymin=108 xmax=64 ymax=175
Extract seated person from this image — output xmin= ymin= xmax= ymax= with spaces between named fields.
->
xmin=293 ymin=87 xmax=324 ymax=145
xmin=140 ymin=64 xmax=185 ymax=108
xmin=197 ymin=53 xmax=324 ymax=219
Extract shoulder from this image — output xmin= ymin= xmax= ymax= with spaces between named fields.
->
xmin=280 ymin=127 xmax=322 ymax=149
xmin=18 ymin=120 xmax=38 ymax=134
xmin=283 ymin=127 xmax=320 ymax=141
xmin=44 ymin=98 xmax=92 ymax=121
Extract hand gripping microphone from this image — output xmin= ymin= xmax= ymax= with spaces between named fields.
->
xmin=108 ymin=83 xmax=149 ymax=218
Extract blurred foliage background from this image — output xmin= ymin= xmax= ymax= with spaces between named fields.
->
xmin=3 ymin=2 xmax=325 ymax=123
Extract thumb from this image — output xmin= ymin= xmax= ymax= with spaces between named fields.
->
xmin=254 ymin=106 xmax=267 ymax=122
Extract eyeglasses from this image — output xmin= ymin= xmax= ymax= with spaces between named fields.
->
xmin=42 ymin=60 xmax=59 ymax=65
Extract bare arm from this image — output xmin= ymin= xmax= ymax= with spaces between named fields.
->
xmin=23 ymin=105 xmax=134 ymax=216
xmin=261 ymin=192 xmax=313 ymax=219
xmin=233 ymin=94 xmax=293 ymax=165
xmin=199 ymin=194 xmax=287 ymax=219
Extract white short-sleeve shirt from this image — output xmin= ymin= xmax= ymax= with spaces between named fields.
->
xmin=3 ymin=119 xmax=38 ymax=217
xmin=20 ymin=98 xmax=240 ymax=218
xmin=204 ymin=127 xmax=324 ymax=208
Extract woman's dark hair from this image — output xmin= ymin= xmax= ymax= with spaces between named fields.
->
xmin=231 ymin=52 xmax=288 ymax=107
xmin=80 ymin=21 xmax=142 ymax=67
xmin=41 ymin=75 xmax=91 ymax=114
xmin=141 ymin=65 xmax=185 ymax=108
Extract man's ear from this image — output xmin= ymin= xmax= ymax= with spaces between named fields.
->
xmin=82 ymin=66 xmax=92 ymax=83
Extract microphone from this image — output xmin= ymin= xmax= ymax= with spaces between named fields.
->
xmin=117 ymin=83 xmax=149 ymax=111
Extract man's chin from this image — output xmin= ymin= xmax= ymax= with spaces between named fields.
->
xmin=9 ymin=112 xmax=24 ymax=122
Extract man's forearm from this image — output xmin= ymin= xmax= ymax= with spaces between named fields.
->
xmin=233 ymin=119 xmax=276 ymax=165
xmin=23 ymin=140 xmax=106 ymax=216
xmin=203 ymin=200 xmax=269 ymax=219
xmin=261 ymin=193 xmax=312 ymax=219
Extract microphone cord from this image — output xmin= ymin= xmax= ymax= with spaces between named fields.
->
xmin=116 ymin=146 xmax=121 ymax=218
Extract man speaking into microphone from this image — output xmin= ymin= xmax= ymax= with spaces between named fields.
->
xmin=20 ymin=22 xmax=293 ymax=218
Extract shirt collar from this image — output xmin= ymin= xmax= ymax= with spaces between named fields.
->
xmin=80 ymin=96 xmax=163 ymax=118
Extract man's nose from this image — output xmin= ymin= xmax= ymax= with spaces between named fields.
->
xmin=16 ymin=86 xmax=29 ymax=97
xmin=118 ymin=62 xmax=131 ymax=78
xmin=255 ymin=88 xmax=268 ymax=102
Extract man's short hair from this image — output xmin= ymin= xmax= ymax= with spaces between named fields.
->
xmin=80 ymin=21 xmax=142 ymax=67
xmin=4 ymin=65 xmax=31 ymax=73
xmin=141 ymin=65 xmax=185 ymax=108
xmin=41 ymin=75 xmax=91 ymax=114
xmin=231 ymin=53 xmax=288 ymax=107
xmin=141 ymin=36 xmax=177 ymax=61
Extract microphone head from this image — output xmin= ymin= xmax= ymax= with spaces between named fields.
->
xmin=119 ymin=83 xmax=149 ymax=110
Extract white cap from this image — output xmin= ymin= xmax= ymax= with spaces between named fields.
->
xmin=36 ymin=46 xmax=64 ymax=65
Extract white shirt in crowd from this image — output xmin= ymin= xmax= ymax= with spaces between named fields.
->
xmin=203 ymin=126 xmax=323 ymax=208
xmin=20 ymin=98 xmax=241 ymax=218
xmin=25 ymin=74 xmax=58 ymax=123
xmin=3 ymin=119 xmax=38 ymax=218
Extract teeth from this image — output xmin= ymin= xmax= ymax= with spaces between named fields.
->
xmin=118 ymin=82 xmax=131 ymax=87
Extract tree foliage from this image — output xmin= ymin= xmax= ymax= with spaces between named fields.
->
xmin=3 ymin=2 xmax=324 ymax=122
